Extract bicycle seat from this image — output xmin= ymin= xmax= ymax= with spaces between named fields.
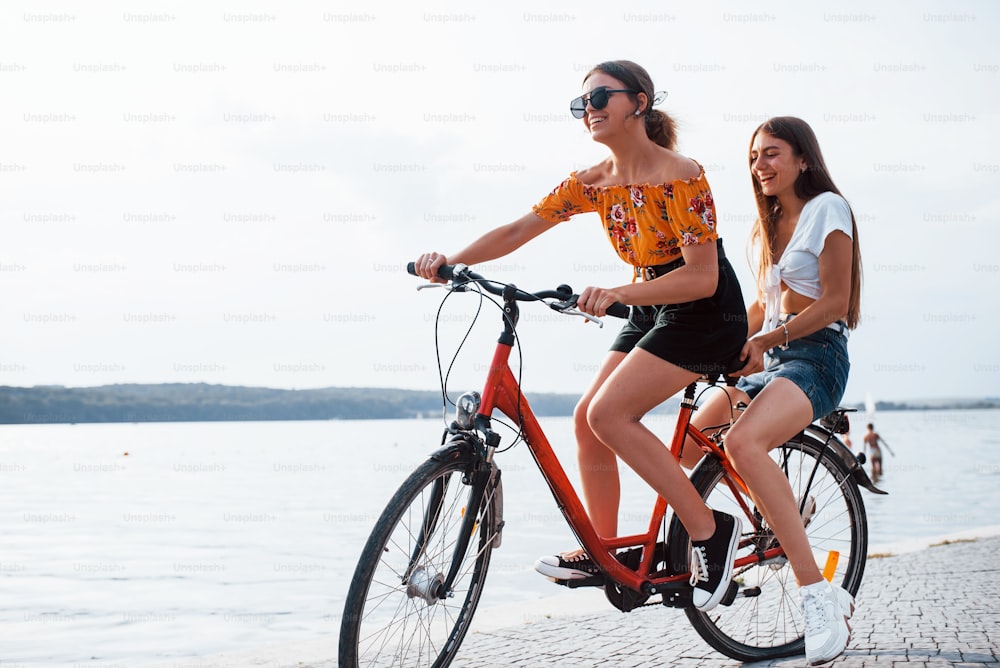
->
xmin=702 ymin=355 xmax=747 ymax=387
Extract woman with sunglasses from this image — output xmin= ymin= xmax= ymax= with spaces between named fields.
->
xmin=414 ymin=60 xmax=747 ymax=612
xmin=688 ymin=116 xmax=862 ymax=664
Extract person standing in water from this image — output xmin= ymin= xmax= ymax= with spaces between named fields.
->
xmin=864 ymin=422 xmax=894 ymax=478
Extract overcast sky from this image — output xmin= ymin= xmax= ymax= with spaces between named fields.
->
xmin=2 ymin=1 xmax=997 ymax=404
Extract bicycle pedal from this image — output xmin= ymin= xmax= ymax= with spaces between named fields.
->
xmin=563 ymin=574 xmax=606 ymax=589
xmin=719 ymin=579 xmax=740 ymax=606
xmin=660 ymin=587 xmax=691 ymax=609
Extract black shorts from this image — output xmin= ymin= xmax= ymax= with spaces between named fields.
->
xmin=611 ymin=250 xmax=747 ymax=376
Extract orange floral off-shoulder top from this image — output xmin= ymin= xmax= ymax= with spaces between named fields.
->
xmin=532 ymin=167 xmax=719 ymax=272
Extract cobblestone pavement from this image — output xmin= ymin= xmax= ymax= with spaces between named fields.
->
xmin=202 ymin=534 xmax=998 ymax=668
xmin=439 ymin=535 xmax=1000 ymax=667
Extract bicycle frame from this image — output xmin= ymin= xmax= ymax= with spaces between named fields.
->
xmin=342 ymin=266 xmax=875 ymax=667
xmin=475 ymin=302 xmax=783 ymax=598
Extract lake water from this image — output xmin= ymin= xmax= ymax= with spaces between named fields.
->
xmin=1 ymin=409 xmax=998 ymax=666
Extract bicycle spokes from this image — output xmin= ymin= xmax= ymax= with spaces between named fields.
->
xmin=340 ymin=452 xmax=503 ymax=667
xmin=677 ymin=433 xmax=868 ymax=661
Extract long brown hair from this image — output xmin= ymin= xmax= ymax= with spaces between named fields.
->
xmin=585 ymin=60 xmax=677 ymax=150
xmin=748 ymin=116 xmax=862 ymax=329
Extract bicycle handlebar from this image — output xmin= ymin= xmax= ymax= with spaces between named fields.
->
xmin=406 ymin=262 xmax=630 ymax=320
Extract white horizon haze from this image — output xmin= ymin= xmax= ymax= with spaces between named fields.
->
xmin=2 ymin=1 xmax=998 ymax=405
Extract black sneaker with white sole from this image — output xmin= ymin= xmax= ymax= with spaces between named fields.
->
xmin=689 ymin=510 xmax=742 ymax=611
xmin=534 ymin=552 xmax=604 ymax=586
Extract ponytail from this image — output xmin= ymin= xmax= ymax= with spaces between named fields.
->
xmin=645 ymin=109 xmax=677 ymax=150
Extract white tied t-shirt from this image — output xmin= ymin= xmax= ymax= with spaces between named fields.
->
xmin=762 ymin=191 xmax=853 ymax=335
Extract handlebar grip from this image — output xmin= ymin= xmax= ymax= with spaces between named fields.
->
xmin=406 ymin=262 xmax=455 ymax=281
xmin=607 ymin=302 xmax=630 ymax=319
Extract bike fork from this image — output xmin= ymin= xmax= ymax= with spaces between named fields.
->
xmin=438 ymin=462 xmax=495 ymax=598
xmin=402 ymin=457 xmax=496 ymax=600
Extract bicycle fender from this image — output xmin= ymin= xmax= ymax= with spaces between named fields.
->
xmin=804 ymin=426 xmax=888 ymax=495
xmin=428 ymin=438 xmax=480 ymax=464
xmin=428 ymin=438 xmax=505 ymax=549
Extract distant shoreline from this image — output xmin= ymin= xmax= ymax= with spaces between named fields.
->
xmin=0 ymin=383 xmax=997 ymax=425
xmin=0 ymin=382 xmax=578 ymax=424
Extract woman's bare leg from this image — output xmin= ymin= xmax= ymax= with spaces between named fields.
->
xmin=586 ymin=349 xmax=716 ymax=541
xmin=723 ymin=378 xmax=824 ymax=586
xmin=573 ymin=351 xmax=627 ymax=544
xmin=684 ymin=385 xmax=751 ymax=469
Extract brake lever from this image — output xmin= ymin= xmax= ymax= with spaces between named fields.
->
xmin=448 ymin=263 xmax=473 ymax=292
xmin=416 ymin=263 xmax=475 ymax=293
xmin=549 ymin=299 xmax=604 ymax=327
xmin=562 ymin=307 xmax=603 ymax=327
xmin=416 ymin=282 xmax=480 ymax=297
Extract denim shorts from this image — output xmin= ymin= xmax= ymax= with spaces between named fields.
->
xmin=736 ymin=326 xmax=850 ymax=421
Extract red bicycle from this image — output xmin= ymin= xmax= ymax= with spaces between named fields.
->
xmin=339 ymin=264 xmax=881 ymax=666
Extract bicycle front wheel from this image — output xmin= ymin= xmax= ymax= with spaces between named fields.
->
xmin=670 ymin=430 xmax=867 ymax=662
xmin=339 ymin=449 xmax=502 ymax=668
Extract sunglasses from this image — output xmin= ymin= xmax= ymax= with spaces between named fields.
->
xmin=570 ymin=86 xmax=637 ymax=119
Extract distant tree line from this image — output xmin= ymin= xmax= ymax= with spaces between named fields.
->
xmin=0 ymin=384 xmax=585 ymax=424
xmin=0 ymin=384 xmax=994 ymax=425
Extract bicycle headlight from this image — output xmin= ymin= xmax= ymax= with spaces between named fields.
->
xmin=454 ymin=391 xmax=481 ymax=430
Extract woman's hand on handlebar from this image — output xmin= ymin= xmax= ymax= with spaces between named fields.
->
xmin=413 ymin=252 xmax=449 ymax=283
xmin=732 ymin=336 xmax=769 ymax=376
xmin=577 ymin=285 xmax=626 ymax=318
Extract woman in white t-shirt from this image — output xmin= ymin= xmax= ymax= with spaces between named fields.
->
xmin=688 ymin=117 xmax=862 ymax=665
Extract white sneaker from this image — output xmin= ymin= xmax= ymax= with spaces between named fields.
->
xmin=801 ymin=580 xmax=855 ymax=665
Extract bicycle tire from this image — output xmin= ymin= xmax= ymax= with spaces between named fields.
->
xmin=668 ymin=430 xmax=868 ymax=662
xmin=338 ymin=449 xmax=502 ymax=668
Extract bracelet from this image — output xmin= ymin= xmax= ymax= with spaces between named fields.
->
xmin=779 ymin=322 xmax=790 ymax=350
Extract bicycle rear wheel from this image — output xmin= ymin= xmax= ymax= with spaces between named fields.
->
xmin=669 ymin=430 xmax=867 ymax=661
xmin=339 ymin=449 xmax=502 ymax=668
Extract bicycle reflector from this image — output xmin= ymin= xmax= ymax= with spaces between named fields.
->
xmin=822 ymin=550 xmax=841 ymax=581
xmin=454 ymin=391 xmax=481 ymax=429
